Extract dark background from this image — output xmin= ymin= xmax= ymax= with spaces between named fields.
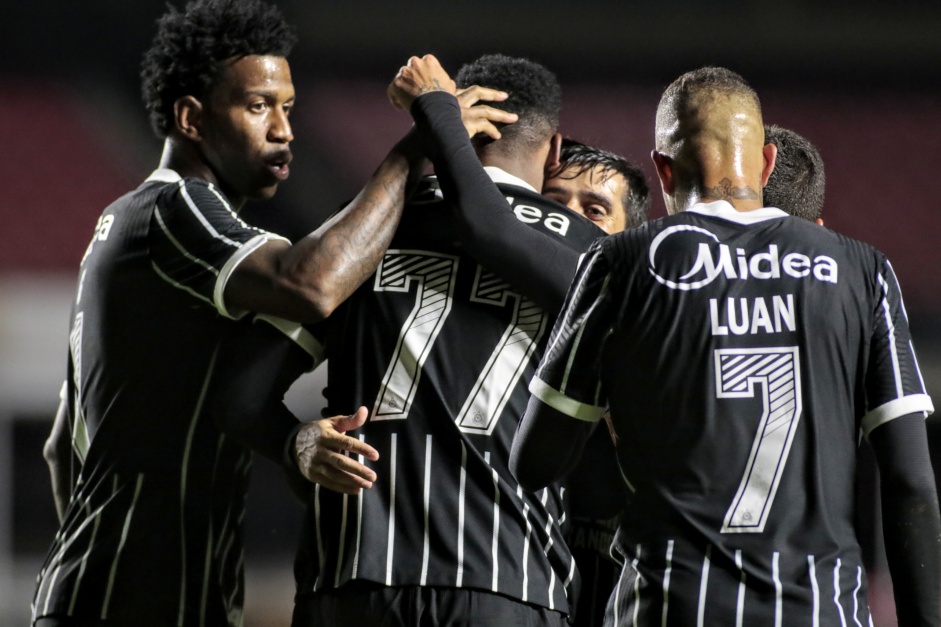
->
xmin=2 ymin=2 xmax=940 ymax=625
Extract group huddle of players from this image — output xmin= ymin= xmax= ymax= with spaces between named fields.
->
xmin=31 ymin=1 xmax=938 ymax=626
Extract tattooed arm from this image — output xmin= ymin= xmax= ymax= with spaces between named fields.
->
xmin=225 ymin=130 xmax=424 ymax=323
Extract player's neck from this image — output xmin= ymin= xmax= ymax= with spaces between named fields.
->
xmin=680 ymin=176 xmax=765 ymax=213
xmin=157 ymin=138 xmax=246 ymax=210
xmin=477 ymin=152 xmax=545 ymax=191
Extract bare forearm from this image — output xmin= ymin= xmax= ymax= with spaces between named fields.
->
xmin=279 ymin=131 xmax=425 ymax=317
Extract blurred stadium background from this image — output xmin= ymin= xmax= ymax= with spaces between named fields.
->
xmin=2 ymin=1 xmax=940 ymax=625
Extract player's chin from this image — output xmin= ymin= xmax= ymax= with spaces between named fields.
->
xmin=249 ymin=180 xmax=282 ymax=201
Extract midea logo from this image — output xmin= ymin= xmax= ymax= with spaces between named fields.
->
xmin=648 ymin=225 xmax=838 ymax=291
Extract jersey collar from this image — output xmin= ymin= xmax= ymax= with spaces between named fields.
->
xmin=145 ymin=168 xmax=183 ymax=183
xmin=688 ymin=200 xmax=789 ymax=224
xmin=482 ymin=166 xmax=539 ymax=193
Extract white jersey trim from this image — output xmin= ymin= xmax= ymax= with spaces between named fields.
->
xmin=214 ymin=233 xmax=289 ymax=320
xmin=482 ymin=166 xmax=539 ymax=193
xmin=862 ymin=394 xmax=934 ymax=436
xmin=428 ymin=166 xmax=539 ymax=194
xmin=145 ymin=168 xmax=182 ymax=184
xmin=253 ymin=315 xmax=325 ymax=366
xmin=529 ymin=376 xmax=605 ymax=422
xmin=688 ymin=200 xmax=789 ymax=224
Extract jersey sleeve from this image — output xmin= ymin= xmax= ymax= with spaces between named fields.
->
xmin=208 ymin=318 xmax=316 ymax=465
xmin=253 ymin=315 xmax=326 ymax=371
xmin=149 ymin=178 xmax=291 ymax=319
xmin=410 ymin=92 xmax=587 ymax=312
xmin=862 ymin=256 xmax=934 ymax=436
xmin=529 ymin=240 xmax=615 ymax=422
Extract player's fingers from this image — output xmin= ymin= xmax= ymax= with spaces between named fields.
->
xmin=465 ymin=104 xmax=518 ymax=125
xmin=320 ymin=429 xmax=378 ymax=461
xmin=309 ymin=468 xmax=369 ymax=495
xmin=326 ymin=410 xmax=380 ymax=461
xmin=464 ymin=120 xmax=501 ymax=141
xmin=322 ymin=449 xmax=377 ymax=483
xmin=298 ymin=451 xmax=373 ymax=491
xmin=457 ymin=85 xmax=509 ymax=106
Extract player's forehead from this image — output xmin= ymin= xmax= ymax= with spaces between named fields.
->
xmin=212 ymin=55 xmax=294 ymax=101
xmin=564 ymin=165 xmax=626 ymax=202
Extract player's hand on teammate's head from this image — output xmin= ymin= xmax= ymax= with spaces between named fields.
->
xmin=294 ymin=406 xmax=381 ymax=494
xmin=388 ymin=54 xmax=457 ymax=111
xmin=456 ymin=85 xmax=518 ymax=141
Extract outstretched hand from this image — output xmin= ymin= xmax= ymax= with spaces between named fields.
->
xmin=294 ymin=407 xmax=380 ymax=494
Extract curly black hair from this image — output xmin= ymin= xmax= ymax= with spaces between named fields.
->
xmin=763 ymin=124 xmax=825 ymax=222
xmin=455 ymin=54 xmax=561 ymax=153
xmin=555 ymin=138 xmax=652 ymax=229
xmin=141 ymin=0 xmax=297 ymax=138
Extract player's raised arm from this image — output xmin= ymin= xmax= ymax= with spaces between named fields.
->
xmin=389 ymin=54 xmax=594 ymax=313
xmin=222 ymin=130 xmax=424 ymax=323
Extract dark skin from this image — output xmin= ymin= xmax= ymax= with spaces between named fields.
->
xmin=162 ymin=54 xmax=423 ymax=323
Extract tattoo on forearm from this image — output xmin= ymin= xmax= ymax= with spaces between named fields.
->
xmin=318 ymin=153 xmax=416 ymax=297
xmin=701 ymin=178 xmax=760 ymax=202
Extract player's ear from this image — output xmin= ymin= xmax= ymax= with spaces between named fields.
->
xmin=651 ymin=150 xmax=675 ymax=195
xmin=760 ymin=142 xmax=777 ymax=188
xmin=816 ymin=218 xmax=825 ymax=226
xmin=174 ymin=96 xmax=204 ymax=141
xmin=544 ymin=132 xmax=563 ymax=173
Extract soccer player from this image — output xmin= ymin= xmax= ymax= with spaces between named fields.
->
xmin=545 ymin=138 xmax=651 ymax=233
xmin=276 ymin=53 xmax=606 ymax=626
xmin=542 ymin=139 xmax=650 ymax=625
xmin=763 ymin=124 xmax=825 ymax=223
xmin=31 ymin=1 xmax=427 ymax=625
xmin=511 ymin=67 xmax=939 ymax=625
xmin=391 ymin=61 xmax=654 ymax=627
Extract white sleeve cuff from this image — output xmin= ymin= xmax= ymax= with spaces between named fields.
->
xmin=862 ymin=394 xmax=935 ymax=437
xmin=214 ymin=233 xmax=291 ymax=320
xmin=529 ymin=376 xmax=605 ymax=423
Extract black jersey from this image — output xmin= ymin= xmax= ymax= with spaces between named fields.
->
xmin=32 ymin=170 xmax=289 ymax=627
xmin=531 ymin=201 xmax=934 ymax=626
xmin=295 ymin=172 xmax=603 ymax=614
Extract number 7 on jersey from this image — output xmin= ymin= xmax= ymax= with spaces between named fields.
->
xmin=715 ymin=346 xmax=803 ymax=534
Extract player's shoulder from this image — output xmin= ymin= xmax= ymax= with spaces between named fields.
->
xmin=778 ymin=217 xmax=889 ymax=272
xmin=154 ymin=174 xmax=234 ymax=211
xmin=496 ymin=182 xmax=605 ymax=249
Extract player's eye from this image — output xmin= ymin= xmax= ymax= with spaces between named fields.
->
xmin=249 ymin=101 xmax=269 ymax=113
